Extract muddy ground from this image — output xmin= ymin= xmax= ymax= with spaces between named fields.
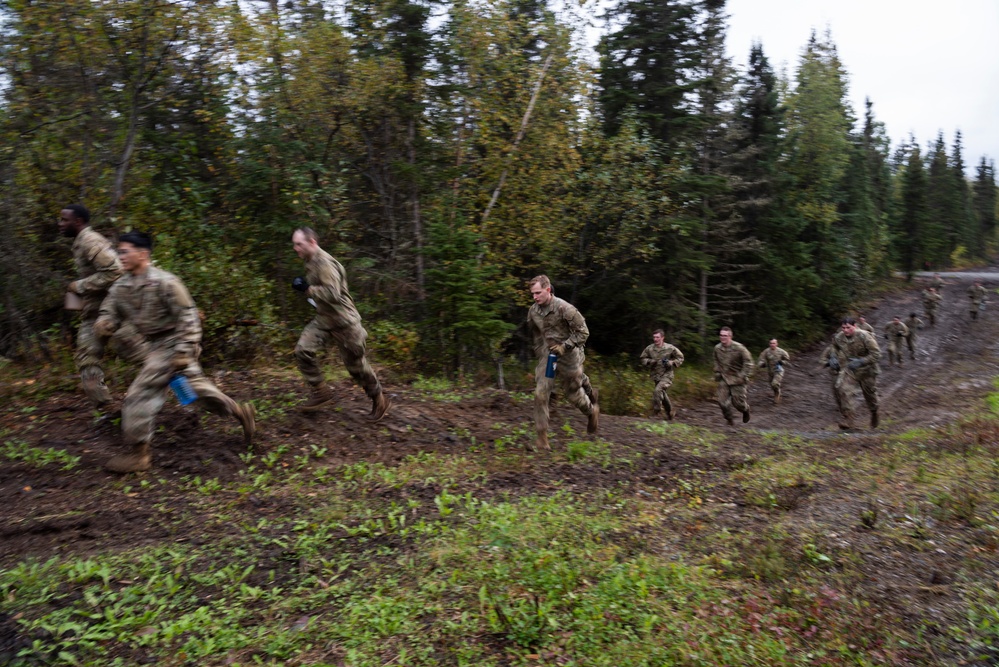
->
xmin=3 ymin=272 xmax=999 ymax=663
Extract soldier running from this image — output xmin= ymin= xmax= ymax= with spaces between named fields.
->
xmin=883 ymin=316 xmax=909 ymax=367
xmin=290 ymin=227 xmax=391 ymax=420
xmin=757 ymin=338 xmax=790 ymax=404
xmin=94 ymin=231 xmax=255 ymax=472
xmin=825 ymin=317 xmax=881 ymax=430
xmin=527 ymin=275 xmax=599 ymax=451
xmin=969 ymin=280 xmax=987 ymax=320
xmin=639 ymin=329 xmax=684 ymax=419
xmin=903 ymin=312 xmax=923 ymax=360
xmin=922 ymin=287 xmax=942 ymax=326
xmin=713 ymin=327 xmax=753 ymax=426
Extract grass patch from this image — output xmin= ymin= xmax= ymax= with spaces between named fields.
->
xmin=1 ymin=439 xmax=80 ymax=471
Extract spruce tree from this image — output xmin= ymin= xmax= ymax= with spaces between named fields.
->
xmin=973 ymin=157 xmax=998 ymax=249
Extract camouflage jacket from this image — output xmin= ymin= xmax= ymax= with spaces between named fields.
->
xmin=857 ymin=321 xmax=875 ymax=334
xmin=713 ymin=341 xmax=753 ymax=386
xmin=757 ymin=346 xmax=790 ymax=374
xmin=930 ymin=276 xmax=945 ymax=290
xmin=969 ymin=284 xmax=988 ymax=305
xmin=528 ymin=296 xmax=589 ymax=360
xmin=903 ymin=316 xmax=923 ymax=337
xmin=70 ymin=226 xmax=123 ymax=317
xmin=304 ymin=249 xmax=362 ymax=329
xmin=830 ymin=329 xmax=880 ymax=377
xmin=96 ymin=265 xmax=200 ymax=349
xmin=640 ymin=343 xmax=684 ymax=383
xmin=883 ymin=321 xmax=909 ymax=340
xmin=922 ymin=290 xmax=942 ymax=308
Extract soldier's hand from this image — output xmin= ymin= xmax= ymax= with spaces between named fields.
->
xmin=826 ymin=356 xmax=840 ymax=371
xmin=67 ymin=281 xmax=80 ymax=295
xmin=550 ymin=343 xmax=567 ymax=357
xmin=173 ymin=343 xmax=198 ymax=371
xmin=93 ymin=318 xmax=117 ymax=337
xmin=847 ymin=357 xmax=863 ymax=370
xmin=292 ymin=276 xmax=309 ymax=293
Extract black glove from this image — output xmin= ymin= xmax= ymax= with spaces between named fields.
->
xmin=292 ymin=276 xmax=309 ymax=293
xmin=847 ymin=357 xmax=863 ymax=370
xmin=827 ymin=356 xmax=840 ymax=371
xmin=662 ymin=358 xmax=670 ymax=368
xmin=775 ymin=363 xmax=783 ymax=373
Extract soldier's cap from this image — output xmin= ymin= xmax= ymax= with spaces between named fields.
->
xmin=119 ymin=230 xmax=153 ymax=251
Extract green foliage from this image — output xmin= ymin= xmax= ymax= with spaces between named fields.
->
xmin=0 ymin=439 xmax=80 ymax=471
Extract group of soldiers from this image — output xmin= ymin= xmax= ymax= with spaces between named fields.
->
xmin=62 ymin=204 xmax=993 ymax=465
xmin=61 ymin=206 xmax=390 ymax=473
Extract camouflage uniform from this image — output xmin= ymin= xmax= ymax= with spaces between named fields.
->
xmin=68 ymin=227 xmax=131 ymax=405
xmin=95 ymin=266 xmax=249 ymax=452
xmin=713 ymin=340 xmax=753 ymax=424
xmin=857 ymin=320 xmax=875 ymax=335
xmin=640 ymin=342 xmax=684 ymax=418
xmin=882 ymin=321 xmax=909 ymax=366
xmin=528 ymin=297 xmax=596 ymax=436
xmin=930 ymin=276 xmax=945 ymax=290
xmin=922 ymin=289 xmax=942 ymax=326
xmin=903 ymin=314 xmax=923 ymax=359
xmin=819 ymin=344 xmax=843 ymax=413
xmin=969 ymin=284 xmax=988 ymax=320
xmin=757 ymin=345 xmax=791 ymax=397
xmin=829 ymin=329 xmax=881 ymax=428
xmin=295 ymin=249 xmax=382 ymax=399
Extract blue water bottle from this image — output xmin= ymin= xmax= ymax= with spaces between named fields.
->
xmin=545 ymin=352 xmax=558 ymax=378
xmin=169 ymin=374 xmax=198 ymax=405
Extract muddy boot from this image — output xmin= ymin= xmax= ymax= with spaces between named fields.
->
xmin=531 ymin=431 xmax=551 ymax=452
xmin=838 ymin=411 xmax=855 ymax=431
xmin=236 ymin=402 xmax=256 ymax=446
xmin=587 ymin=404 xmax=600 ymax=435
xmin=105 ymin=442 xmax=152 ymax=473
xmin=298 ymin=383 xmax=335 ymax=413
xmin=81 ymin=371 xmax=113 ymax=407
xmin=742 ymin=407 xmax=751 ymax=423
xmin=725 ymin=416 xmax=734 ymax=427
xmin=773 ymin=387 xmax=781 ymax=405
xmin=663 ymin=399 xmax=675 ymax=421
xmin=870 ymin=409 xmax=879 ymax=429
xmin=369 ymin=390 xmax=392 ymax=422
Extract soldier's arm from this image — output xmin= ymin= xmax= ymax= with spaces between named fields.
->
xmin=757 ymin=350 xmax=767 ymax=368
xmin=740 ymin=345 xmax=754 ymax=379
xmin=639 ymin=346 xmax=654 ymax=367
xmin=672 ymin=346 xmax=684 ymax=368
xmin=72 ymin=246 xmax=123 ymax=295
xmin=306 ymin=261 xmax=344 ymax=307
xmin=164 ymin=278 xmax=202 ymax=345
xmin=561 ymin=304 xmax=589 ymax=349
xmin=93 ymin=289 xmax=122 ymax=337
xmin=781 ymin=350 xmax=791 ymax=364
xmin=864 ymin=334 xmax=881 ymax=364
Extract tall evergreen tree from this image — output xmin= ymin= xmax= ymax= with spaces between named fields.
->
xmin=896 ymin=141 xmax=929 ymax=274
xmin=973 ymin=157 xmax=998 ymax=250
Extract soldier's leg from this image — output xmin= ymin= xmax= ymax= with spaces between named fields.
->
xmin=75 ymin=317 xmax=111 ymax=406
xmin=109 ymin=321 xmax=149 ymax=364
xmin=859 ymin=374 xmax=879 ymax=415
xmin=717 ymin=381 xmax=735 ymax=423
xmin=906 ymin=336 xmax=916 ymax=360
xmin=731 ymin=383 xmax=750 ymax=422
xmin=557 ymin=351 xmax=597 ymax=434
xmin=834 ymin=372 xmax=858 ymax=427
xmin=294 ymin=320 xmax=337 ymax=411
xmin=533 ymin=358 xmax=555 ymax=449
xmin=581 ymin=373 xmax=598 ymax=407
xmin=656 ymin=378 xmax=675 ymax=419
xmin=182 ymin=357 xmax=255 ymax=445
xmin=106 ymin=348 xmax=174 ymax=471
xmin=333 ymin=325 xmax=381 ymax=399
xmin=771 ymin=371 xmax=784 ymax=403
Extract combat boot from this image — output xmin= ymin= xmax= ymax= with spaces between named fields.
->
xmin=838 ymin=411 xmax=855 ymax=431
xmin=773 ymin=387 xmax=781 ymax=404
xmin=81 ymin=372 xmax=113 ymax=407
xmin=236 ymin=402 xmax=256 ymax=446
xmin=369 ymin=390 xmax=392 ymax=422
xmin=870 ymin=409 xmax=879 ymax=429
xmin=587 ymin=404 xmax=600 ymax=435
xmin=104 ymin=442 xmax=152 ymax=473
xmin=587 ymin=384 xmax=600 ymax=408
xmin=531 ymin=431 xmax=551 ymax=452
xmin=298 ymin=383 xmax=335 ymax=412
xmin=667 ymin=404 xmax=677 ymax=421
xmin=742 ymin=407 xmax=751 ymax=423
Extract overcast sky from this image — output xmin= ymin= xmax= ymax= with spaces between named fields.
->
xmin=724 ymin=0 xmax=999 ymax=165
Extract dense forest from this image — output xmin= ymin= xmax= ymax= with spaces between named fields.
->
xmin=0 ymin=0 xmax=995 ymax=371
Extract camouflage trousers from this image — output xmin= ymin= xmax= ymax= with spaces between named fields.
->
xmin=905 ymin=335 xmax=917 ymax=359
xmin=716 ymin=381 xmax=749 ymax=421
xmin=924 ymin=307 xmax=937 ymax=326
xmin=651 ymin=377 xmax=674 ymax=415
xmin=885 ymin=337 xmax=904 ymax=365
xmin=766 ymin=370 xmax=785 ymax=391
xmin=534 ymin=348 xmax=594 ymax=434
xmin=75 ymin=315 xmax=148 ymax=405
xmin=295 ymin=317 xmax=381 ymax=398
xmin=123 ymin=344 xmax=241 ymax=446
xmin=834 ymin=370 xmax=878 ymax=417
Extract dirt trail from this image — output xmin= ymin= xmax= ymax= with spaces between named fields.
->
xmin=673 ymin=271 xmax=999 ymax=434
